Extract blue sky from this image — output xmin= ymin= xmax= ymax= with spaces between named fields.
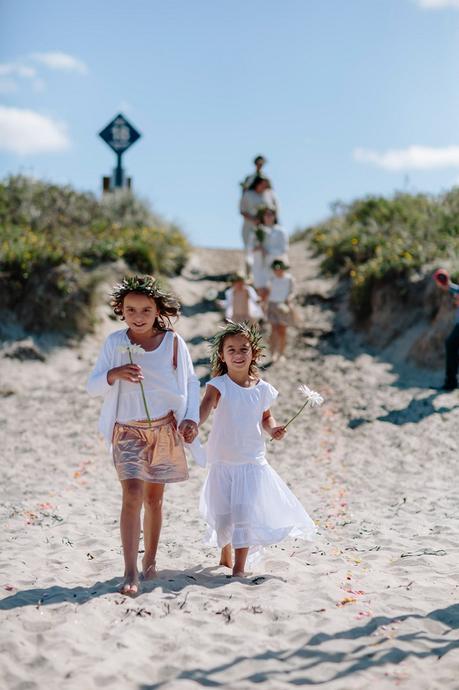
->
xmin=1 ymin=0 xmax=459 ymax=247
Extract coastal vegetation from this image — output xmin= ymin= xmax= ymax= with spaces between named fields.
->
xmin=0 ymin=176 xmax=189 ymax=335
xmin=294 ymin=191 xmax=459 ymax=318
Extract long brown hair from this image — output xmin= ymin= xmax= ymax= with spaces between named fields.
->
xmin=210 ymin=321 xmax=265 ymax=378
xmin=111 ymin=275 xmax=180 ymax=331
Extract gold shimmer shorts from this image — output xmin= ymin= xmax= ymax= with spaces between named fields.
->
xmin=112 ymin=412 xmax=188 ymax=484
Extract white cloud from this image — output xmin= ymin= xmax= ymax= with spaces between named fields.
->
xmin=0 ymin=62 xmax=42 ymax=92
xmin=0 ymin=106 xmax=70 ymax=155
xmin=415 ymin=0 xmax=459 ymax=8
xmin=31 ymin=51 xmax=87 ymax=74
xmin=354 ymin=145 xmax=459 ymax=170
xmin=0 ymin=62 xmax=37 ymax=78
xmin=0 ymin=53 xmax=87 ymax=93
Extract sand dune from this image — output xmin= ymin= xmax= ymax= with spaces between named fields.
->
xmin=1 ymin=241 xmax=458 ymax=690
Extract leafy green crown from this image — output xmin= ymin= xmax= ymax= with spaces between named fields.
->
xmin=111 ymin=274 xmax=162 ymax=303
xmin=209 ymin=320 xmax=265 ymax=373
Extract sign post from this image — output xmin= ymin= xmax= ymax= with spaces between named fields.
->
xmin=98 ymin=113 xmax=141 ymax=191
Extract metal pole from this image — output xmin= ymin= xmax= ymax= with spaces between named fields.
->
xmin=115 ymin=152 xmax=123 ymax=188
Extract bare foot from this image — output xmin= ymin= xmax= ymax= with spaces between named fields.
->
xmin=232 ymin=568 xmax=245 ymax=577
xmin=219 ymin=544 xmax=233 ymax=568
xmin=120 ymin=573 xmax=140 ymax=596
xmin=141 ymin=560 xmax=157 ymax=580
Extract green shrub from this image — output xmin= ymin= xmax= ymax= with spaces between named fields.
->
xmin=0 ymin=176 xmax=190 ymax=334
xmin=294 ymin=191 xmax=459 ymax=318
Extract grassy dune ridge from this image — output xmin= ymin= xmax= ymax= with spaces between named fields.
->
xmin=0 ymin=176 xmax=189 ymax=335
xmin=293 ymin=191 xmax=459 ymax=319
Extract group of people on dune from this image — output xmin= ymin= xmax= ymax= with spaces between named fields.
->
xmin=221 ymin=155 xmax=298 ymax=362
xmin=85 ymin=157 xmax=458 ymax=598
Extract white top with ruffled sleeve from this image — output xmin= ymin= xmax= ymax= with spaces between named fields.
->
xmin=205 ymin=375 xmax=278 ymax=466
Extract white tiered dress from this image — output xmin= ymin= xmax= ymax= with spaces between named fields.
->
xmin=199 ymin=375 xmax=316 ymax=560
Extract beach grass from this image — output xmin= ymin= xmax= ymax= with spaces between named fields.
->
xmin=0 ymin=176 xmax=189 ymax=335
xmin=293 ymin=190 xmax=459 ymax=318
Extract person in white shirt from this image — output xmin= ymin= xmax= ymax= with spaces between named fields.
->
xmin=221 ymin=273 xmax=263 ymax=324
xmin=260 ymin=206 xmax=289 ymax=260
xmin=248 ymin=206 xmax=289 ymax=293
xmin=240 ymin=175 xmax=280 ymax=274
xmin=87 ymin=275 xmax=199 ymax=595
xmin=267 ymin=259 xmax=296 ymax=362
xmin=198 ymin=321 xmax=316 ymax=577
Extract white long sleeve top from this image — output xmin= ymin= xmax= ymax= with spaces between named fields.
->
xmin=266 ymin=224 xmax=289 ymax=258
xmin=86 ymin=328 xmax=200 ymax=447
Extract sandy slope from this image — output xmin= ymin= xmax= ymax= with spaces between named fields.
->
xmin=0 ymin=242 xmax=458 ymax=690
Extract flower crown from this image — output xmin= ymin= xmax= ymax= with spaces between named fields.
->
xmin=256 ymin=204 xmax=275 ymax=219
xmin=111 ymin=275 xmax=162 ymax=302
xmin=209 ymin=321 xmax=265 ymax=374
xmin=110 ymin=274 xmax=181 ymax=321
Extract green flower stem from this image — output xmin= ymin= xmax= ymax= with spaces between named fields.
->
xmin=282 ymin=400 xmax=308 ymax=431
xmin=128 ymin=350 xmax=152 ymax=427
xmin=269 ymin=400 xmax=308 ymax=442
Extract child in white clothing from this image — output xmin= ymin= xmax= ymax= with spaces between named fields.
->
xmin=199 ymin=322 xmax=316 ymax=577
xmin=258 ymin=206 xmax=289 ymax=260
xmin=267 ymin=259 xmax=297 ymax=362
xmin=221 ymin=273 xmax=263 ymax=324
xmin=87 ymin=275 xmax=199 ymax=595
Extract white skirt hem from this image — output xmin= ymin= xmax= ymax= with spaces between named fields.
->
xmin=199 ymin=460 xmax=316 ymax=565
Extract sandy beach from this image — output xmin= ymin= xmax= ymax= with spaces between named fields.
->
xmin=1 ymin=241 xmax=458 ymax=690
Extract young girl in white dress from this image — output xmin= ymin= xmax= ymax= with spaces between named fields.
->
xmin=87 ymin=275 xmax=200 ymax=595
xmin=267 ymin=258 xmax=297 ymax=362
xmin=221 ymin=273 xmax=263 ymax=324
xmin=199 ymin=322 xmax=316 ymax=577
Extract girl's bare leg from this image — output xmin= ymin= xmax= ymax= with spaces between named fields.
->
xmin=271 ymin=324 xmax=280 ymax=361
xmin=257 ymin=287 xmax=269 ymax=315
xmin=219 ymin=544 xmax=233 ymax=568
xmin=233 ymin=547 xmax=249 ymax=577
xmin=269 ymin=324 xmax=275 ymax=353
xmin=120 ymin=479 xmax=144 ymax=594
xmin=278 ymin=324 xmax=287 ymax=356
xmin=142 ymin=482 xmax=165 ymax=579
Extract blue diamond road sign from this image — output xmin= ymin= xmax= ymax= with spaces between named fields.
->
xmin=99 ymin=113 xmax=141 ymax=155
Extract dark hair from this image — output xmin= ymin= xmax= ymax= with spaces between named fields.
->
xmin=256 ymin=205 xmax=278 ymax=223
xmin=248 ymin=174 xmax=271 ymax=191
xmin=111 ymin=275 xmax=181 ymax=331
xmin=271 ymin=259 xmax=289 ymax=271
xmin=254 ymin=155 xmax=266 ymax=165
xmin=210 ymin=321 xmax=264 ymax=378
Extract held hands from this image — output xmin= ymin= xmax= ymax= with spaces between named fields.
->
xmin=270 ymin=425 xmax=286 ymax=441
xmin=107 ymin=364 xmax=144 ymax=385
xmin=179 ymin=419 xmax=199 ymax=444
